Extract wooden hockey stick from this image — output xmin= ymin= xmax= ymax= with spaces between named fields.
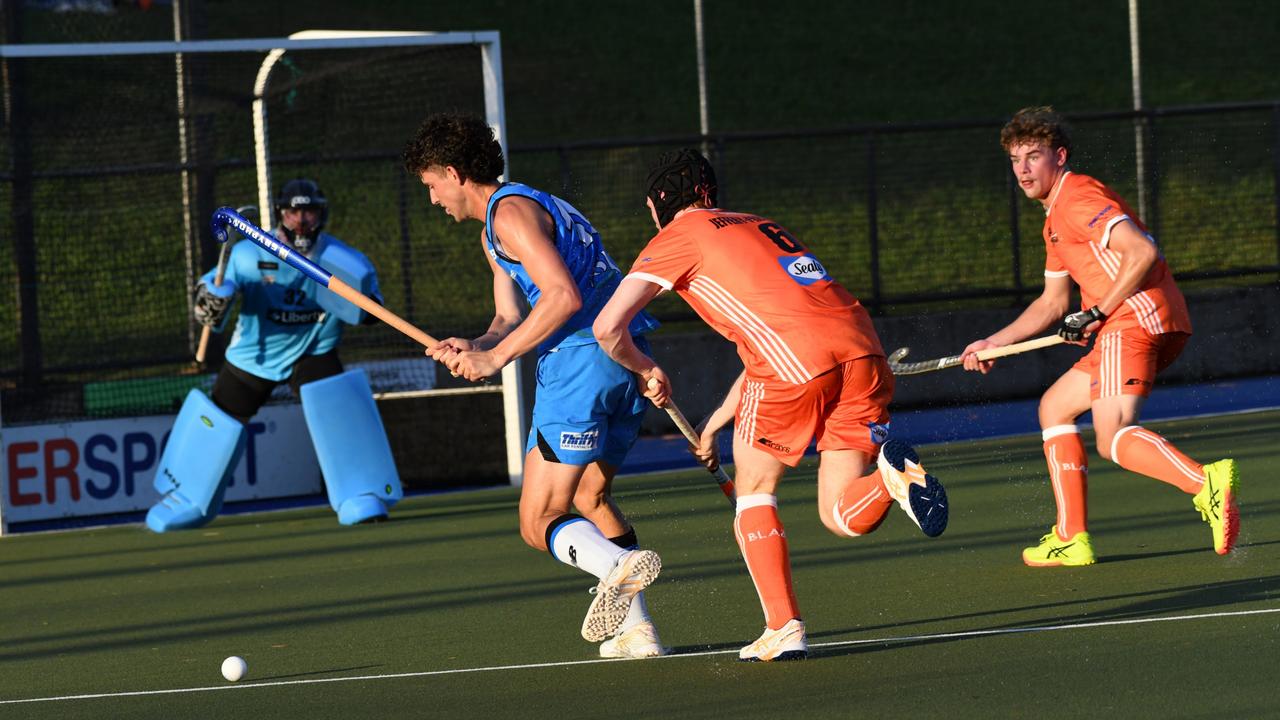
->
xmin=192 ymin=241 xmax=227 ymax=366
xmin=210 ymin=206 xmax=439 ymax=349
xmin=887 ymin=334 xmax=1065 ymax=376
xmin=194 ymin=206 xmax=256 ymax=367
xmin=648 ymin=378 xmax=736 ymax=506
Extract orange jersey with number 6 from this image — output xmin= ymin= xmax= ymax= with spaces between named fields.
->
xmin=626 ymin=209 xmax=883 ymax=385
xmin=1043 ymin=172 xmax=1191 ymax=336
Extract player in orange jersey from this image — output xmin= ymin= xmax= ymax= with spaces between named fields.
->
xmin=961 ymin=106 xmax=1239 ymax=566
xmin=593 ymin=149 xmax=949 ymax=662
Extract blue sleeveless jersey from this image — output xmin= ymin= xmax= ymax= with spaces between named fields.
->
xmin=207 ymin=232 xmax=381 ymax=381
xmin=484 ymin=183 xmax=658 ymax=355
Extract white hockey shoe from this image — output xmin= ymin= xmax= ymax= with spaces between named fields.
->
xmin=599 ymin=621 xmax=669 ymax=659
xmin=738 ymin=618 xmax=808 ymax=662
xmin=580 ymin=549 xmax=662 ymax=642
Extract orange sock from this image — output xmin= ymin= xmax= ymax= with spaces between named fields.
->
xmin=734 ymin=494 xmax=800 ymax=630
xmin=1111 ymin=425 xmax=1204 ymax=494
xmin=1043 ymin=425 xmax=1088 ymax=539
xmin=832 ymin=468 xmax=893 ymax=536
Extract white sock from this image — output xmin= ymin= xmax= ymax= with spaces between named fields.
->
xmin=548 ymin=517 xmax=627 ymax=580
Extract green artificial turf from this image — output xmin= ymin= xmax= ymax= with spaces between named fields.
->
xmin=2 ymin=409 xmax=1276 ymax=718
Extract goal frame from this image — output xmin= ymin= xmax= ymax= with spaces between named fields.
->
xmin=0 ymin=31 xmax=528 ymax=496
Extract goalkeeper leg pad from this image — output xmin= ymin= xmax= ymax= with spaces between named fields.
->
xmin=300 ymin=369 xmax=403 ymax=525
xmin=146 ymin=390 xmax=246 ymax=533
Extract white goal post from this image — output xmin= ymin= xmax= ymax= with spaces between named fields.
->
xmin=0 ymin=31 xmax=529 ymax=490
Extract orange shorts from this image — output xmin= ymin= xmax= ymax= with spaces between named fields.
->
xmin=1072 ymin=328 xmax=1189 ymax=400
xmin=735 ymin=355 xmax=894 ymax=467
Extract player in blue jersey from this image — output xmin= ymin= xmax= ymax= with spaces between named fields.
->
xmin=402 ymin=113 xmax=667 ymax=658
xmin=146 ymin=179 xmax=402 ymax=531
xmin=196 ymin=179 xmax=377 ymax=409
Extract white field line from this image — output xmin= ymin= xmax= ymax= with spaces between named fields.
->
xmin=4 ymin=606 xmax=1277 ymax=705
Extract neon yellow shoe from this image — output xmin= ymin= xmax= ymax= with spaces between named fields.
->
xmin=1195 ymin=459 xmax=1240 ymax=555
xmin=1021 ymin=528 xmax=1096 ymax=567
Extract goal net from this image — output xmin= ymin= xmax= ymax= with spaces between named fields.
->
xmin=0 ymin=31 xmax=525 ymax=493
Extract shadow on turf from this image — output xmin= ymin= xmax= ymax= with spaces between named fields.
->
xmin=668 ymin=559 xmax=1280 ymax=661
xmin=7 ymin=562 xmax=1275 ymax=665
xmin=0 ymin=478 xmax=737 ymax=580
xmin=805 ymin=570 xmax=1280 ymax=650
xmin=251 ymin=664 xmax=382 ymax=681
xmin=8 ymin=519 xmax=1276 ymax=665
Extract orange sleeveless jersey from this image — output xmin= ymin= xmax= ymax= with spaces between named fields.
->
xmin=626 ymin=209 xmax=883 ymax=385
xmin=1043 ymin=172 xmax=1191 ymax=335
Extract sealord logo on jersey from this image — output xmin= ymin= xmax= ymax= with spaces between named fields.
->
xmin=778 ymin=254 xmax=830 ymax=286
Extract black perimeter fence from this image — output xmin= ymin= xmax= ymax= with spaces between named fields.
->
xmin=5 ymin=98 xmax=1280 ymax=425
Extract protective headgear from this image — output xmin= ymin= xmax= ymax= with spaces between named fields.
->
xmin=275 ymin=178 xmax=329 ymax=252
xmin=645 ymin=148 xmax=718 ymax=229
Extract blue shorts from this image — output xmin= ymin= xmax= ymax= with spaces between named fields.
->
xmin=526 ymin=338 xmax=650 ymax=467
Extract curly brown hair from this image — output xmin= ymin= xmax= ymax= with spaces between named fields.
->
xmin=1000 ymin=106 xmax=1073 ymax=159
xmin=402 ymin=112 xmax=505 ymax=183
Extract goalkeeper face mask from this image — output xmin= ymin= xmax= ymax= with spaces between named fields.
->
xmin=279 ymin=207 xmax=323 ymax=252
xmin=275 ymin=178 xmax=329 ymax=252
xmin=645 ymin=148 xmax=718 ymax=229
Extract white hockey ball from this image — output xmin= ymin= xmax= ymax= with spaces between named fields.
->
xmin=221 ymin=655 xmax=248 ymax=682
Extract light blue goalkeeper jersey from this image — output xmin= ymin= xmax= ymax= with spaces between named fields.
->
xmin=205 ymin=232 xmax=381 ymax=381
xmin=483 ymin=183 xmax=658 ymax=356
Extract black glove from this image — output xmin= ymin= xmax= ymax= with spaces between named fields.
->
xmin=1058 ymin=305 xmax=1106 ymax=342
xmin=193 ymin=282 xmax=233 ymax=328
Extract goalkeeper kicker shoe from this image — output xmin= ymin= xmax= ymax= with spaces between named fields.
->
xmin=1195 ymin=458 xmax=1240 ymax=555
xmin=599 ymin=621 xmax=669 ymax=659
xmin=877 ymin=439 xmax=949 ymax=537
xmin=738 ymin=618 xmax=808 ymax=662
xmin=581 ymin=550 xmax=662 ymax=642
xmin=1022 ymin=528 xmax=1096 ymax=567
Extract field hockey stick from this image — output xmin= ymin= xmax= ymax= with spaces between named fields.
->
xmin=210 ymin=206 xmax=440 ymax=349
xmin=887 ymin=334 xmax=1065 ymax=376
xmin=648 ymin=378 xmax=736 ymax=506
xmin=194 ymin=205 xmax=256 ymax=366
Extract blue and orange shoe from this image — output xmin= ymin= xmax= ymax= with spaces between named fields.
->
xmin=877 ymin=439 xmax=949 ymax=537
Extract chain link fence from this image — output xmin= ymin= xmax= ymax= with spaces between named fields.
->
xmin=4 ymin=92 xmax=1279 ymax=425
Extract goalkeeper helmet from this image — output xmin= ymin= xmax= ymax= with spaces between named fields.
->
xmin=645 ymin=148 xmax=717 ymax=229
xmin=275 ymin=178 xmax=329 ymax=252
